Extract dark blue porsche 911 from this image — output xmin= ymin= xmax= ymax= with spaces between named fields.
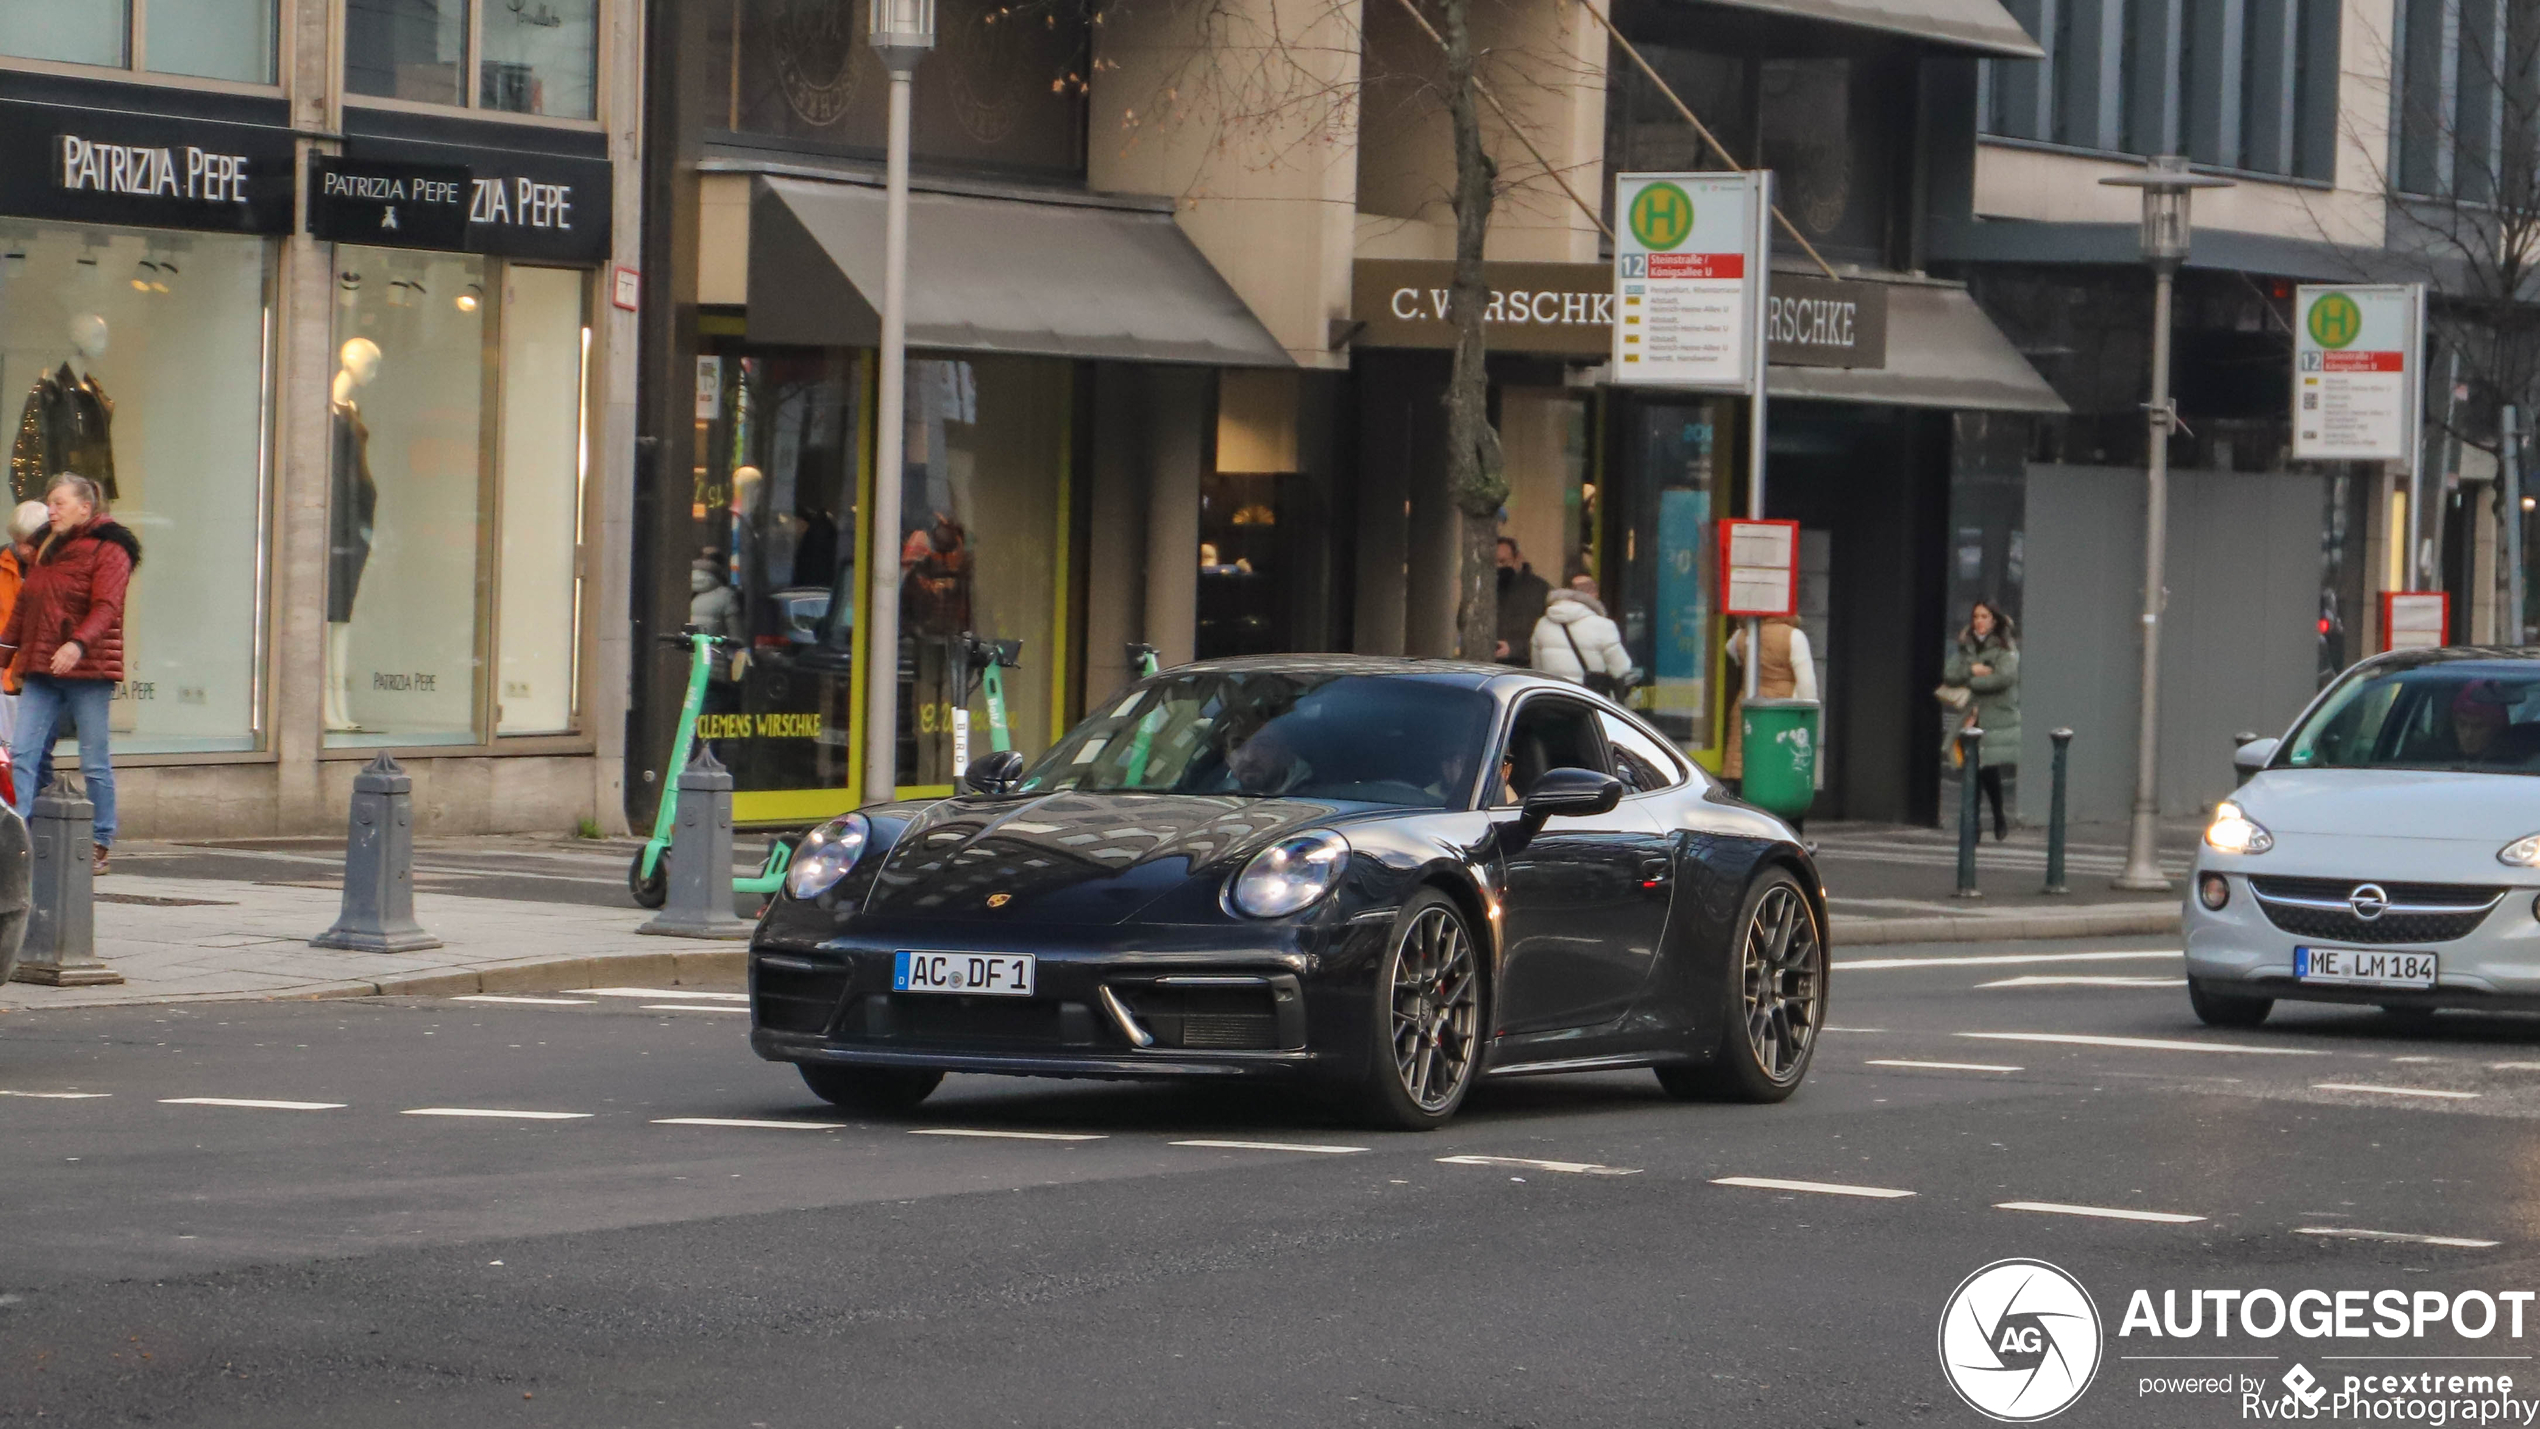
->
xmin=748 ymin=656 xmax=1827 ymax=1128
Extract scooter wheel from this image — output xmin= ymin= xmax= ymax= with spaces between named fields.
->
xmin=628 ymin=850 xmax=668 ymax=909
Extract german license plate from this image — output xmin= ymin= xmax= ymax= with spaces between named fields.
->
xmin=2295 ymin=947 xmax=2436 ymax=988
xmin=893 ymin=951 xmax=1036 ymax=997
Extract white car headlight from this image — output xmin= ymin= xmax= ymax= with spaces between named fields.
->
xmin=1228 ymin=830 xmax=1349 ymax=918
xmin=2500 ymin=833 xmax=2540 ymax=867
xmin=785 ymin=813 xmax=872 ymax=899
xmin=2204 ymin=801 xmax=2274 ymax=856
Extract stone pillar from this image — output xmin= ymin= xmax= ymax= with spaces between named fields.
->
xmin=639 ymin=748 xmax=755 ymax=939
xmin=312 ymin=753 xmax=442 ymax=953
xmin=12 ymin=789 xmax=117 ymax=986
xmin=1142 ymin=367 xmax=1209 ymax=667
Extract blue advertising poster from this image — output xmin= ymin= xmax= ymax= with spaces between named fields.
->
xmin=1653 ymin=487 xmax=1710 ymax=716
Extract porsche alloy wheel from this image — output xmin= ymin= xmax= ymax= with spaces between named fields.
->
xmin=1660 ymin=870 xmax=1823 ymax=1104
xmin=1363 ymin=891 xmax=1481 ymax=1128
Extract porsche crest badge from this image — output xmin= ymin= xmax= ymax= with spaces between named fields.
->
xmin=986 ymin=892 xmax=1011 ymax=908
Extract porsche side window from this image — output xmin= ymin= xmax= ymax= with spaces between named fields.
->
xmin=1599 ymin=712 xmax=1686 ymax=793
xmin=1496 ymin=698 xmax=1606 ymax=805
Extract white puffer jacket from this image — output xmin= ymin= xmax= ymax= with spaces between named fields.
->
xmin=1530 ymin=590 xmax=1632 ymax=685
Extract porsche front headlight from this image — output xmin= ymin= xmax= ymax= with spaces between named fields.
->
xmin=2204 ymin=801 xmax=2274 ymax=856
xmin=1228 ymin=831 xmax=1349 ymax=918
xmin=2499 ymin=832 xmax=2540 ymax=868
xmin=785 ymin=813 xmax=872 ymax=899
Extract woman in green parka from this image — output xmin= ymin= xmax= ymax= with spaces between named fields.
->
xmin=1942 ymin=599 xmax=2021 ymax=841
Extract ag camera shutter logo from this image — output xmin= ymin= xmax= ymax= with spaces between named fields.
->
xmin=1939 ymin=1259 xmax=2104 ymax=1421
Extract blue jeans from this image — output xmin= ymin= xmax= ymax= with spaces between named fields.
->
xmin=12 ymin=676 xmax=115 ymax=847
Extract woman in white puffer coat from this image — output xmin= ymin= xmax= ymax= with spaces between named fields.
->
xmin=1530 ymin=583 xmax=1633 ymax=693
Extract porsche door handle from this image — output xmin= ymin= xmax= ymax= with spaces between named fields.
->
xmin=1636 ymin=856 xmax=1673 ymax=889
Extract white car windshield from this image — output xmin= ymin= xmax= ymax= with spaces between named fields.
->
xmin=2279 ymin=659 xmax=2540 ymax=774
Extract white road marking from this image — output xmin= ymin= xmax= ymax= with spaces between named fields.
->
xmin=908 ymin=1128 xmax=1107 ymax=1142
xmin=1172 ymin=1139 xmax=1368 ymax=1155
xmin=1440 ymin=1155 xmax=1641 ymax=1176
xmin=452 ymin=995 xmax=597 ymax=1006
xmin=1976 ymin=976 xmax=2189 ymax=989
xmin=1997 ymin=1200 xmax=2205 ymax=1223
xmin=402 ymin=1107 xmax=594 ymax=1121
xmin=1822 ymin=1026 xmax=1886 ymax=1033
xmin=641 ymin=1004 xmax=748 ymax=1013
xmin=1961 ymin=1032 xmax=2323 ymax=1056
xmin=1865 ymin=1059 xmax=2023 ymax=1073
xmin=2491 ymin=1062 xmax=2540 ymax=1071
xmin=2313 ymin=1082 xmax=2481 ymax=1100
xmin=0 ymin=1090 xmax=111 ymax=1099
xmin=653 ymin=1117 xmax=844 ymax=1130
xmin=160 ymin=1097 xmax=344 ymax=1111
xmin=2295 ymin=1227 xmax=2501 ymax=1248
xmin=1838 ymin=950 xmax=2183 ymax=971
xmin=585 ymin=988 xmax=748 ymax=1002
xmin=1712 ymin=1175 xmax=1915 ymax=1198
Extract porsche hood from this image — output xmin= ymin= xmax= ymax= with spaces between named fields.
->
xmin=859 ymin=792 xmax=1349 ymax=923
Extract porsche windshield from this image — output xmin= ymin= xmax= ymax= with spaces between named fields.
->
xmin=1017 ymin=672 xmax=1495 ymax=807
xmin=2279 ymin=659 xmax=2540 ymax=774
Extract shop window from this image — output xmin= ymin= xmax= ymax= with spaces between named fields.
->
xmin=148 ymin=0 xmax=278 ymax=84
xmin=493 ymin=266 xmax=586 ymax=734
xmin=0 ymin=0 xmax=130 ymax=70
xmin=893 ymin=357 xmax=1067 ymax=789
xmin=0 ymin=222 xmax=272 ymax=753
xmin=685 ymin=348 xmax=863 ymax=806
xmin=348 ymin=0 xmax=468 ymax=105
xmin=328 ymin=247 xmax=585 ymax=747
xmin=1613 ymin=399 xmax=1730 ymax=756
xmin=481 ymin=0 xmax=599 ymax=118
xmin=348 ymin=0 xmax=596 ymax=118
xmin=2 ymin=0 xmax=282 ymax=83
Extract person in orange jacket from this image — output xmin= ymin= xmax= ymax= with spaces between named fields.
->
xmin=0 ymin=500 xmax=53 ymax=738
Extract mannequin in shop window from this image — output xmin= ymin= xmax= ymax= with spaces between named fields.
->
xmin=324 ymin=338 xmax=381 ymax=732
xmin=11 ymin=314 xmax=119 ymax=505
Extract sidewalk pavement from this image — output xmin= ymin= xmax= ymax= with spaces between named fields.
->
xmin=0 ymin=819 xmax=2199 ymax=1011
xmin=1807 ymin=817 xmax=2196 ymax=945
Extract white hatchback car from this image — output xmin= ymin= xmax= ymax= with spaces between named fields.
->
xmin=2185 ymin=648 xmax=2540 ymax=1028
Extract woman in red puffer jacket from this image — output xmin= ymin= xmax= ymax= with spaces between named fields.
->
xmin=0 ymin=473 xmax=141 ymax=875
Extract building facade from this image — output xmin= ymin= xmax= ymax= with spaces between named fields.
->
xmin=0 ymin=0 xmax=642 ymax=836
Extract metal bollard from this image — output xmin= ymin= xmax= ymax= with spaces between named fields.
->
xmin=2042 ymin=728 xmax=2074 ymax=895
xmin=13 ymin=786 xmax=119 ymax=985
xmin=1953 ymin=726 xmax=1985 ymax=900
xmin=639 ymin=746 xmax=756 ymax=940
xmin=313 ymin=752 xmax=442 ymax=953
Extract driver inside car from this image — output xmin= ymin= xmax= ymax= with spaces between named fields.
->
xmin=1219 ymin=719 xmax=1313 ymax=795
xmin=2450 ymin=680 xmax=2540 ymax=765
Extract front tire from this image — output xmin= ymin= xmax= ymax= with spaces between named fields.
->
xmin=798 ymin=1063 xmax=943 ymax=1114
xmin=1658 ymin=869 xmax=1824 ymax=1104
xmin=628 ymin=849 xmax=668 ymax=909
xmin=2187 ymin=979 xmax=2273 ymax=1027
xmin=1355 ymin=890 xmax=1483 ymax=1130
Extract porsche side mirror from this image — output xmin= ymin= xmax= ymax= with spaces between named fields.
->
xmin=963 ymin=749 xmax=1027 ymax=795
xmin=1522 ymin=767 xmax=1623 ymax=824
xmin=2232 ymin=735 xmax=2278 ymax=783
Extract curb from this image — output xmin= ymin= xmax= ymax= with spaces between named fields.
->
xmin=1832 ymin=905 xmax=2181 ymax=947
xmin=320 ymin=948 xmax=750 ymax=1000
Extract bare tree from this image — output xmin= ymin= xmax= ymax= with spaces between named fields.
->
xmin=1098 ymin=0 xmax=1601 ymax=660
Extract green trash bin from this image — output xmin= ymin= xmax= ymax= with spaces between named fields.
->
xmin=1739 ymin=697 xmax=1821 ymax=819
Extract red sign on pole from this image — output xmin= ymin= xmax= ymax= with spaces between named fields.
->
xmin=1720 ymin=519 xmax=1800 ymax=617
xmin=2381 ymin=590 xmax=2449 ymax=652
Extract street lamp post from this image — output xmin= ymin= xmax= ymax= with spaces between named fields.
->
xmin=2101 ymin=156 xmax=2231 ymax=892
xmin=861 ymin=0 xmax=937 ymax=805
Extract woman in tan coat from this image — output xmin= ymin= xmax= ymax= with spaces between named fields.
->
xmin=1723 ymin=615 xmax=1817 ymax=788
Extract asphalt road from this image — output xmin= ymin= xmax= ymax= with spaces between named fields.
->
xmin=8 ymin=936 xmax=2540 ymax=1427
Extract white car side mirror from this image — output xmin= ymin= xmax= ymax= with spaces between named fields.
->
xmin=2232 ymin=736 xmax=2279 ymax=781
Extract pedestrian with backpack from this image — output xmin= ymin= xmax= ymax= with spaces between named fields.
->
xmin=1532 ymin=579 xmax=1632 ymax=697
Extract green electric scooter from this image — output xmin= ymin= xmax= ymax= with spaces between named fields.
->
xmin=951 ymin=634 xmax=1025 ymax=770
xmin=628 ymin=627 xmax=797 ymax=909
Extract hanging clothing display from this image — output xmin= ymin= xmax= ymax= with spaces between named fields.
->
xmin=328 ymin=401 xmax=378 ymax=623
xmin=10 ymin=364 xmax=118 ymax=504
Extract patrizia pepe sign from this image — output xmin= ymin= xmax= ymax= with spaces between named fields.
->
xmin=0 ymin=98 xmax=296 ymax=233
xmin=309 ymin=153 xmax=595 ymax=257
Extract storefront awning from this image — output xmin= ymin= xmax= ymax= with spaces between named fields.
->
xmin=1678 ymin=0 xmax=2044 ymax=56
xmin=1770 ymin=284 xmax=2066 ymax=413
xmin=749 ymin=175 xmax=1291 ymax=368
